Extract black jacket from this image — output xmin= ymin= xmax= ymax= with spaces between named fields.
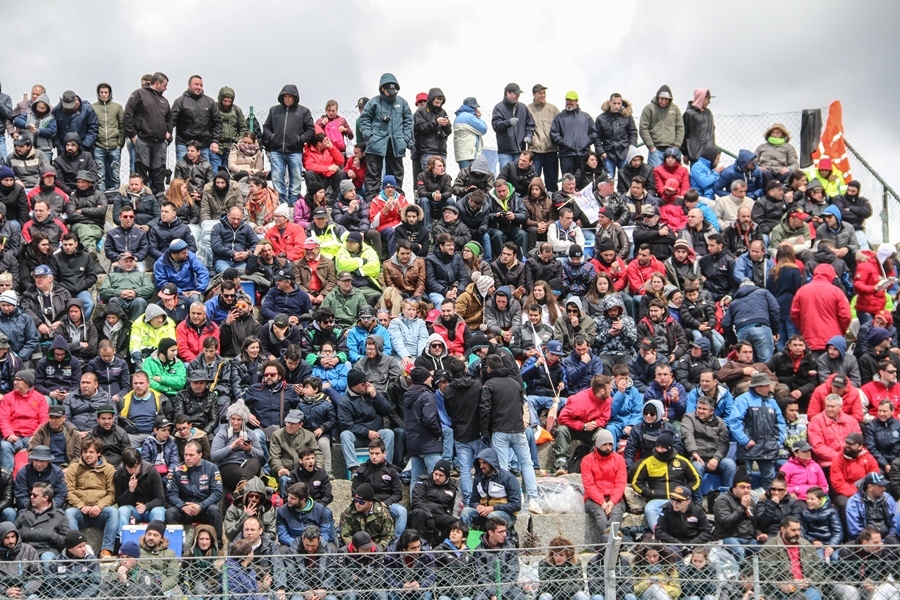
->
xmin=654 ymin=501 xmax=713 ymax=547
xmin=864 ymin=417 xmax=900 ymax=469
xmin=171 ymin=89 xmax=222 ymax=147
xmin=490 ymin=259 xmax=526 ymax=290
xmin=713 ymin=490 xmax=757 ymax=540
xmin=351 ymin=459 xmax=402 ymax=506
xmin=756 ymin=494 xmax=802 ymax=536
xmin=113 ymin=461 xmax=165 ymax=512
xmin=0 ymin=184 xmax=27 ymax=224
xmin=123 ymin=85 xmax=173 ymax=142
xmin=413 ymin=88 xmax=452 ymax=157
xmin=523 ymin=256 xmax=561 ymax=291
xmin=147 ymin=217 xmax=197 ymax=260
xmin=172 ymin=388 xmax=219 ymax=434
xmin=337 ymin=390 xmax=393 ymax=440
xmin=800 ymin=501 xmax=843 ymax=546
xmin=91 ymin=423 xmax=131 ymax=466
xmin=479 ymin=367 xmax=525 ymax=438
xmin=698 ymin=251 xmax=737 ymax=301
xmin=498 ymin=161 xmax=537 ymax=198
xmin=104 ymin=225 xmax=149 ymax=262
xmin=766 ymin=350 xmax=818 ymax=400
xmin=596 ymin=103 xmax=638 ymax=165
xmin=443 ymin=373 xmax=482 ymax=443
xmin=288 ymin=464 xmax=333 ymax=505
xmin=50 ymin=249 xmax=97 ymax=296
xmin=66 ymin=187 xmax=108 ymax=230
xmin=262 ymin=85 xmax=316 ymax=154
xmin=403 ymin=384 xmax=443 ymax=456
xmin=411 ymin=475 xmax=457 ymax=517
xmin=751 ymin=194 xmax=785 ymax=235
xmin=633 ymin=221 xmax=676 ymax=261
xmin=425 ymin=247 xmax=469 ymax=297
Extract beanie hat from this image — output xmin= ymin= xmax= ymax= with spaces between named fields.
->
xmin=464 ymin=241 xmax=483 ymax=257
xmin=273 ymin=204 xmax=292 ymax=219
xmin=472 ymin=272 xmax=494 ymax=296
xmin=340 ymin=179 xmax=357 ymax=197
xmin=733 ymin=471 xmax=752 ymax=487
xmin=655 ymin=430 xmax=675 ymax=450
xmin=119 ymin=541 xmax=141 ymax=558
xmin=410 ymin=367 xmax=431 ymax=384
xmin=597 ymin=238 xmax=616 ymax=254
xmin=382 ymin=175 xmax=397 ymax=189
xmin=0 ymin=167 xmax=14 ymax=181
xmin=595 ymin=429 xmax=614 ymax=449
xmin=157 ymin=338 xmax=177 ymax=357
xmin=64 ymin=530 xmax=86 ymax=550
xmin=433 ymin=459 xmax=452 ymax=478
xmin=0 ymin=290 xmax=17 ymax=306
xmin=146 ymin=520 xmax=166 ymax=537
xmin=14 ymin=369 xmax=35 ymax=387
xmin=868 ymin=327 xmax=891 ymax=346
xmin=347 ymin=368 xmax=368 ymax=389
xmin=663 ymin=284 xmax=680 ymax=300
xmin=354 ymin=483 xmax=376 ymax=502
xmin=306 ymin=180 xmax=326 ymax=196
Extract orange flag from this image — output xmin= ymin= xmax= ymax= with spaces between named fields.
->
xmin=811 ymin=100 xmax=852 ymax=183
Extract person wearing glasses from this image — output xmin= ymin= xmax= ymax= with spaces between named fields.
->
xmin=165 ymin=440 xmax=224 ymax=540
xmin=15 ymin=482 xmax=69 ymax=561
xmin=244 ymin=361 xmax=300 ymax=438
xmin=653 ymin=484 xmax=712 ymax=555
xmin=104 ymin=206 xmax=149 ymax=264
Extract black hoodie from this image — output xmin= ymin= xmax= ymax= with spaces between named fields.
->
xmin=413 ymin=87 xmax=451 ymax=157
xmin=479 ymin=366 xmax=526 ymax=437
xmin=262 ymin=85 xmax=316 ymax=153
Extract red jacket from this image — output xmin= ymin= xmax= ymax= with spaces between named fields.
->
xmin=830 ymin=448 xmax=881 ymax=497
xmin=625 ymin=257 xmax=665 ymax=295
xmin=265 ymin=222 xmax=307 ymax=261
xmin=302 ymin=143 xmax=345 ymax=176
xmin=807 ymin=410 xmax=861 ymax=467
xmin=581 ymin=447 xmax=627 ymax=506
xmin=344 ymin=156 xmax=367 ymax=190
xmin=861 ymin=380 xmax=900 ymax=419
xmin=175 ymin=319 xmax=221 ymax=363
xmin=791 ymin=264 xmax=852 ymax=350
xmin=432 ymin=317 xmax=468 ymax=356
xmin=653 ymin=164 xmax=690 ymax=197
xmin=558 ymin=388 xmax=611 ymax=431
xmin=369 ymin=192 xmax=409 ymax=232
xmin=853 ymin=250 xmax=891 ymax=315
xmin=590 ymin=256 xmax=628 ymax=291
xmin=0 ymin=388 xmax=49 ymax=439
xmin=807 ymin=373 xmax=864 ymax=422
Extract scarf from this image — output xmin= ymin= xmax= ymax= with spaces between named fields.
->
xmin=247 ymin=186 xmax=279 ymax=226
xmin=66 ymin=320 xmax=85 ymax=344
xmin=238 ymin=142 xmax=259 ymax=156
xmin=103 ymin=318 xmax=123 ymax=346
xmin=767 ymin=136 xmax=787 ymax=146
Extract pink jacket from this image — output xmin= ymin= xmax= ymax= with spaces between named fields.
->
xmin=779 ymin=456 xmax=828 ymax=499
xmin=807 ymin=411 xmax=861 ymax=468
xmin=0 ymin=388 xmax=49 ymax=439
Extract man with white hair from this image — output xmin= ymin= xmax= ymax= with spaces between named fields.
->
xmin=0 ymin=291 xmax=39 ymax=361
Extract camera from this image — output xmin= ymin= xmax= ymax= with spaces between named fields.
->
xmin=380 ymin=114 xmax=391 ymax=123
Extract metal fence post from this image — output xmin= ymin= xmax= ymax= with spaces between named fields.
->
xmin=604 ymin=522 xmax=622 ymax=600
xmin=752 ymin=554 xmax=760 ymax=600
xmin=883 ymin=189 xmax=890 ymax=244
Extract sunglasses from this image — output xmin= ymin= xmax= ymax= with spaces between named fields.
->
xmin=353 ymin=498 xmax=367 ymax=505
xmin=263 ymin=372 xmax=279 ymax=377
xmin=431 ymin=343 xmax=444 ymax=348
xmin=886 ymin=370 xmax=898 ymax=374
xmin=567 ymin=309 xmax=579 ymax=314
xmin=221 ymin=294 xmax=236 ymax=299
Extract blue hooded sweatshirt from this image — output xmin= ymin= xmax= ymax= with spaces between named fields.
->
xmin=714 ymin=149 xmax=764 ymax=199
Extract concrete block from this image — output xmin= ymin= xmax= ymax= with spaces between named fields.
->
xmin=525 ymin=513 xmax=601 ymax=547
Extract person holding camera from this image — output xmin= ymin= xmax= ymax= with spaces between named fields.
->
xmin=359 ymin=74 xmax=413 ymax=202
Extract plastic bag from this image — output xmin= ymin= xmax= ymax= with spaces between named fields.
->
xmin=533 ymin=477 xmax=585 ymax=513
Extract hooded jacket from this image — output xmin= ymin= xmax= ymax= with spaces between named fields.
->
xmin=34 ymin=335 xmax=81 ymax=397
xmin=790 ymin=263 xmax=852 ymax=350
xmin=554 ymin=296 xmax=597 ymax=354
xmin=414 ymin=87 xmax=452 ymax=157
xmin=483 ymin=287 xmax=522 ymax=334
xmin=844 ymin=478 xmax=899 ymax=539
xmin=623 ymin=400 xmax=682 ymax=468
xmin=854 ymin=248 xmax=893 ymax=315
xmin=129 ymin=303 xmax=176 ymax=356
xmin=358 ymin=74 xmax=413 ymax=157
xmin=727 ymin=388 xmax=786 ymax=461
xmin=832 ymin=189 xmax=873 ymax=232
xmin=92 ymin=83 xmax=125 ymax=150
xmin=123 ymin=83 xmax=173 ymax=142
xmin=616 ymin=146 xmax=655 ymax=195
xmin=715 ymin=149 xmax=764 ymax=199
xmin=53 ymin=133 xmax=99 ymax=194
xmin=479 ymin=365 xmax=526 ymax=437
xmin=639 ymin=85 xmax=683 ymax=150
xmin=261 ymin=85 xmax=315 ymax=154
xmin=13 ymin=94 xmax=57 ymax=155
xmin=690 ymin=146 xmax=721 ymax=199
xmin=403 ymin=382 xmax=443 ymax=456
xmin=0 ymin=523 xmax=42 ymax=597
xmin=491 ymin=95 xmax=535 ymax=155
xmin=722 ymin=281 xmax=780 ymax=332
xmin=452 ymin=103 xmax=488 ymax=162
xmin=815 ymin=204 xmax=859 ymax=253
xmin=755 ymin=124 xmax=800 ymax=173
xmin=200 ymin=171 xmax=243 ymax=222
xmin=595 ymin=99 xmax=637 ymax=164
xmin=467 ymin=448 xmax=520 ymax=515
xmin=51 ymin=96 xmax=99 ymax=152
xmin=681 ymin=89 xmax=715 ymax=163
xmin=453 ymin=157 xmax=496 ymax=200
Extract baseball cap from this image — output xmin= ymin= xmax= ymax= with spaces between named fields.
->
xmin=273 ymin=268 xmax=293 ymax=282
xmin=546 ymin=340 xmax=565 ymax=356
xmin=118 ymin=251 xmax=134 ymax=260
xmin=462 ymin=97 xmax=480 ymax=109
xmin=788 ymin=207 xmax=811 ymax=221
xmin=48 ymin=405 xmax=65 ymax=417
xmin=303 ymin=238 xmax=320 ymax=249
xmin=357 ymin=97 xmax=369 ymax=109
xmin=670 ymin=485 xmax=692 ymax=501
xmin=638 ymin=337 xmax=657 ymax=351
xmin=641 ymin=204 xmax=658 ymax=216
xmin=312 ymin=207 xmax=329 ymax=218
xmin=792 ymin=440 xmax=813 ymax=452
xmin=159 ymin=282 xmax=178 ymax=298
xmin=532 ymin=84 xmax=548 ymax=94
xmin=154 ymin=415 xmax=173 ymax=430
xmin=426 ymin=308 xmax=440 ymax=323
xmin=416 ymin=92 xmax=428 ymax=104
xmin=766 ymin=180 xmax=784 ymax=192
xmin=832 ymin=375 xmax=848 ymax=388
xmin=864 ymin=472 xmax=888 ymax=487
xmin=273 ymin=314 xmax=290 ymax=328
xmin=846 ymin=432 xmax=865 ymax=445
xmin=504 ymin=83 xmax=523 ymax=95
xmin=565 ymin=90 xmax=579 ymax=101
xmin=34 ymin=265 xmax=52 ymax=277
xmin=351 ymin=531 xmax=377 ymax=552
xmin=568 ymin=244 xmax=583 ymax=258
xmin=96 ymin=404 xmax=116 ymax=415
xmin=60 ymin=90 xmax=78 ymax=110
xmin=337 ymin=271 xmax=353 ymax=281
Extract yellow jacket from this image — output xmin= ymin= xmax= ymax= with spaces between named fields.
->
xmin=805 ymin=165 xmax=847 ymax=198
xmin=335 ymin=241 xmax=382 ymax=289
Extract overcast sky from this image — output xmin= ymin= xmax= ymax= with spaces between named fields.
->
xmin=7 ymin=0 xmax=898 ymax=189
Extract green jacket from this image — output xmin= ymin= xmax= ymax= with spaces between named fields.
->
xmin=322 ymin=287 xmax=369 ymax=330
xmin=98 ymin=270 xmax=156 ymax=302
xmin=758 ymin=537 xmax=825 ymax=596
xmin=639 ymin=86 xmax=684 ymax=150
xmin=339 ymin=500 xmax=395 ymax=549
xmin=139 ymin=537 xmax=180 ymax=592
xmin=142 ymin=354 xmax=187 ymax=396
xmin=93 ymin=87 xmax=125 ymax=150
xmin=218 ymin=87 xmax=247 ymax=152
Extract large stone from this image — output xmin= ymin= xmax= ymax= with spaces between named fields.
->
xmin=524 ymin=513 xmax=601 ymax=547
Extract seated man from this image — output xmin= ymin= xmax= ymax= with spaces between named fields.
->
xmin=270 ymin=409 xmax=322 ymax=492
xmin=460 ymin=448 xmax=521 ymax=529
xmin=381 ymin=241 xmax=427 ymax=313
xmin=165 ymin=440 xmax=223 ymax=539
xmin=338 ymin=482 xmax=395 ymax=550
xmin=471 ymin=517 xmax=521 ymax=600
xmin=49 ymin=233 xmax=98 ymax=318
xmin=630 ymin=430 xmax=700 ymax=531
xmin=394 ymin=204 xmax=430 ymax=258
xmin=147 ymin=202 xmax=196 ymax=263
xmin=65 ymin=170 xmax=107 ymax=252
xmin=846 ymin=472 xmax=900 ymax=545
xmin=351 ymin=438 xmax=405 ymax=536
xmin=34 ymin=333 xmax=82 ymax=404
xmin=137 ymin=520 xmax=181 ymax=595
xmin=293 ymin=238 xmax=337 ymax=306
xmin=713 ymin=472 xmax=764 ymax=562
xmin=173 ymin=141 xmax=213 ymax=188
xmin=552 ymin=374 xmax=611 ymax=475
xmin=134 ymin=342 xmax=184 ymax=405
xmin=808 ymin=394 xmax=862 ymax=474
xmin=486 ymin=178 xmax=528 ymax=258
xmin=758 ymin=517 xmax=825 ymax=600
xmin=832 ymin=432 xmax=882 ymax=514
xmin=97 ymin=251 xmax=154 ymax=323
xmin=265 ymin=205 xmax=306 ymax=263
xmin=581 ymin=429 xmax=627 ymax=537
xmin=224 ymin=477 xmax=277 ymax=542
xmin=64 ymin=436 xmax=118 ymax=558
xmin=681 ymin=395 xmax=736 ymax=493
xmin=644 ymin=363 xmax=687 ymax=423
xmin=276 ymin=481 xmax=335 ymax=548
xmin=14 ymin=481 xmax=70 ymax=561
xmin=210 ymin=206 xmax=259 ymax=273
xmin=653 ymin=484 xmax=713 ymax=554
xmin=0 ymin=292 xmax=39 ymax=362
xmin=13 ymin=446 xmax=67 ymax=512
xmin=865 ymin=400 xmax=900 ymax=472
xmin=244 ymin=359 xmax=300 ymax=435
xmin=105 ymin=206 xmax=149 ymax=264
xmin=175 ymin=302 xmax=219 ymax=363
xmin=21 ymin=267 xmax=71 ymax=347
xmin=172 ymin=370 xmax=220 ymax=435
xmin=0 ymin=369 xmax=49 ymax=471
xmin=113 ymin=447 xmax=166 ymax=529
xmin=259 ymin=269 xmax=313 ymax=325
xmin=718 ymin=341 xmax=779 ymax=396
xmin=112 ymin=173 xmax=159 ymax=232
xmin=153 ymin=238 xmax=209 ymax=303
xmin=408 ymin=459 xmax=458 ymax=546
xmin=28 ymin=404 xmax=82 ymax=468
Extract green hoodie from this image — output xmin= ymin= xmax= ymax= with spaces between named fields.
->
xmin=92 ymin=83 xmax=125 ymax=149
xmin=217 ymin=86 xmax=247 ymax=151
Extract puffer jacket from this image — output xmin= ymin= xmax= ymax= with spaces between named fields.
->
xmin=200 ymin=175 xmax=244 ymax=222
xmin=0 ymin=305 xmax=38 ymax=360
xmin=715 ymin=149 xmax=764 ymax=199
xmin=800 ymin=498 xmax=843 ymax=546
xmin=722 ymin=282 xmax=780 ymax=331
xmin=129 ymin=304 xmax=176 ymax=356
xmin=8 ymin=147 xmax=52 ymax=189
xmin=755 ymin=125 xmax=799 ymax=173
xmin=713 ymin=489 xmax=757 ymax=540
xmin=756 ymin=493 xmax=803 ymax=536
xmin=453 ymin=103 xmax=488 ymax=162
xmin=358 ymin=74 xmax=413 ymax=157
xmin=112 ymin=184 xmax=159 ymax=227
xmin=425 ymin=246 xmax=469 ymax=296
xmin=595 ymin=99 xmax=637 ymax=164
xmin=65 ymin=456 xmax=115 ymax=509
xmin=483 ymin=287 xmax=522 ymax=333
xmin=210 ymin=214 xmax=259 ymax=262
xmin=147 ymin=216 xmax=196 ymax=260
xmin=332 ymin=193 xmax=372 ymax=234
xmin=681 ymin=91 xmax=715 ymax=163
xmin=153 ymin=249 xmax=209 ymax=294
xmin=123 ymin=84 xmax=173 ymax=142
xmin=387 ymin=315 xmax=428 ymax=361
xmin=638 ymin=85 xmax=683 ymax=150
xmin=864 ymin=417 xmax=900 ymax=469
xmin=779 ymin=456 xmax=828 ymax=500
xmin=690 ymin=150 xmax=722 ymax=200
xmin=727 ymin=389 xmax=786 ymax=461
xmin=854 ymin=249 xmax=891 ymax=315
xmin=171 ymin=88 xmax=221 ymax=147
xmin=297 ymin=392 xmax=336 ymax=436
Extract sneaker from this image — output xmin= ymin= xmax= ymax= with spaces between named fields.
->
xmin=527 ymin=499 xmax=544 ymax=515
xmin=99 ymin=550 xmax=114 ymax=559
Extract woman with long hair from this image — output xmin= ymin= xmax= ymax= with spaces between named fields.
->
xmin=165 ymin=177 xmax=202 ymax=245
xmin=583 ymin=271 xmax=617 ymax=319
xmin=230 ymin=336 xmax=262 ymax=401
xmin=245 ymin=175 xmax=279 ymax=231
xmin=316 ymin=99 xmax=353 ymax=153
xmin=638 ymin=272 xmax=668 ymax=320
xmin=574 ymin=150 xmax=609 ymax=191
xmin=537 ymin=536 xmax=586 ymax=600
xmin=521 ymin=280 xmax=561 ymax=326
xmin=227 ymin=131 xmax=265 ymax=182
xmin=18 ymin=230 xmax=53 ymax=293
xmin=461 ymin=241 xmax=492 ymax=279
xmin=295 ymin=181 xmax=327 ymax=228
xmin=767 ymin=244 xmax=803 ymax=351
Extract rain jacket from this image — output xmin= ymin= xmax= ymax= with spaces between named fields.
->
xmin=714 ymin=149 xmax=764 ymax=198
xmin=358 ymin=74 xmax=413 ymax=157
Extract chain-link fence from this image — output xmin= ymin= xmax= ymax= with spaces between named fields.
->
xmin=11 ymin=537 xmax=900 ymax=600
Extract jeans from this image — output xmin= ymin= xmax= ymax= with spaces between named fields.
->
xmin=532 ymin=152 xmax=559 ymax=192
xmin=209 ymin=151 xmax=225 ymax=175
xmin=647 ymin=149 xmax=665 ymax=168
xmin=66 ymin=506 xmax=119 ymax=552
xmin=118 ymin=504 xmax=167 ymax=529
xmin=457 ymin=160 xmax=472 ymax=170
xmin=559 ymin=156 xmax=583 ymax=179
xmin=441 ymin=426 xmax=455 ymax=464
xmin=426 ymin=292 xmax=445 ymax=307
xmin=380 ymin=226 xmax=397 ymax=256
xmin=744 ymin=459 xmax=777 ymax=489
xmin=527 ymin=396 xmax=568 ymax=426
xmin=389 ymin=503 xmax=407 ymax=536
xmin=603 ymin=156 xmax=626 ymax=180
xmin=409 ymin=453 xmax=441 ymax=486
xmin=736 ymin=324 xmax=775 ymax=363
xmin=488 ymin=227 xmax=528 ymax=260
xmin=509 ymin=427 xmax=540 ymax=472
xmin=340 ymin=430 xmax=395 ymax=469
xmin=691 ymin=328 xmax=725 ymax=356
xmin=214 ymin=259 xmax=247 ymax=274
xmin=459 ymin=506 xmax=515 ymax=528
xmin=491 ymin=431 xmax=538 ymax=498
xmin=693 ymin=457 xmax=737 ymax=491
xmin=269 ymin=151 xmax=304 ymax=205
xmin=175 ymin=144 xmax=211 ymax=164
xmin=721 ymin=537 xmax=759 ymax=562
xmin=93 ymin=146 xmax=121 ymax=191
xmin=0 ymin=507 xmax=16 ymax=523
xmin=455 ymin=439 xmax=486 ymax=505
xmin=497 ymin=153 xmax=517 ymax=171
xmin=775 ymin=318 xmax=799 ymax=352
xmin=0 ymin=437 xmax=29 ymax=470
xmin=644 ymin=498 xmax=668 ymax=531
xmin=76 ymin=290 xmax=95 ymax=319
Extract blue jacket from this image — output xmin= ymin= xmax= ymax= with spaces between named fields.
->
xmin=346 ymin=324 xmax=393 ymax=363
xmin=0 ymin=306 xmax=39 ymax=361
xmin=387 ymin=316 xmax=428 ymax=360
xmin=696 ymin=201 xmax=721 ymax=232
xmin=276 ymin=500 xmax=335 ymax=546
xmin=243 ymin=381 xmax=300 ymax=430
xmin=52 ymin=97 xmax=99 ymax=151
xmin=358 ymin=74 xmax=413 ymax=158
xmin=47 ymin=550 xmax=101 ymax=599
xmin=467 ymin=448 xmax=521 ymax=515
xmin=14 ymin=462 xmax=67 ymax=510
xmin=727 ymin=389 xmax=786 ymax=461
xmin=153 ymin=250 xmax=209 ymax=294
xmin=165 ymin=458 xmax=223 ymax=510
xmin=722 ymin=283 xmax=780 ymax=331
xmin=845 ymin=484 xmax=899 ymax=540
xmin=210 ymin=216 xmax=259 ymax=262
xmin=561 ymin=350 xmax=605 ymax=394
xmin=297 ymin=393 xmax=336 ymax=434
xmin=140 ymin=434 xmax=180 ymax=475
xmin=733 ymin=254 xmax=774 ymax=288
xmin=715 ymin=149 xmax=764 ymax=199
xmin=260 ymin=284 xmax=312 ymax=323
xmin=222 ymin=559 xmax=264 ymax=600
xmin=550 ymin=107 xmax=597 ymax=157
xmin=607 ymin=383 xmax=644 ymax=438
xmin=690 ymin=156 xmax=719 ymax=199
xmin=311 ymin=362 xmax=349 ymax=395
xmin=644 ymin=380 xmax=687 ymax=421
xmin=104 ymin=225 xmax=149 ymax=262
xmin=203 ymin=296 xmax=232 ymax=325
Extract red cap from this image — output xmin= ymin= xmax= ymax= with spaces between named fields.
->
xmin=416 ymin=93 xmax=428 ymax=104
xmin=426 ymin=308 xmax=440 ymax=323
xmin=664 ymin=178 xmax=679 ymax=191
xmin=818 ymin=157 xmax=833 ymax=170
xmin=876 ymin=310 xmax=893 ymax=326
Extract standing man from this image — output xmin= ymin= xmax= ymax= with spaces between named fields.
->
xmin=492 ymin=83 xmax=535 ymax=170
xmin=550 ymin=91 xmax=597 ymax=177
xmin=527 ymin=84 xmax=559 ymax=191
xmin=262 ymin=85 xmax=315 ymax=206
xmin=413 ymin=88 xmax=452 ymax=169
xmin=359 ymin=74 xmax=413 ymax=201
xmin=92 ymin=83 xmax=125 ymax=192
xmin=0 ymin=86 xmax=13 ymax=161
xmin=214 ymin=86 xmax=246 ymax=174
xmin=595 ymin=93 xmax=638 ymax=178
xmin=123 ymin=73 xmax=173 ymax=194
xmin=639 ymin=85 xmax=683 ymax=168
xmin=727 ymin=373 xmax=787 ymax=490
xmin=52 ymin=90 xmax=99 ymax=155
xmin=171 ymin=75 xmax=222 ymax=164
